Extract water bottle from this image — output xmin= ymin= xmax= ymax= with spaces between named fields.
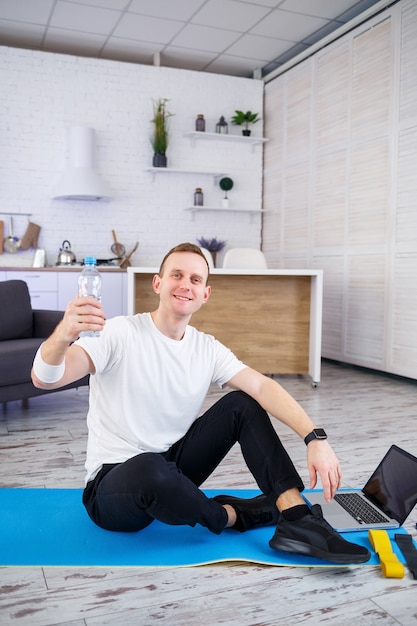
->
xmin=78 ymin=257 xmax=102 ymax=337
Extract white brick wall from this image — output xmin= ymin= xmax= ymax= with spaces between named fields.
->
xmin=0 ymin=46 xmax=264 ymax=268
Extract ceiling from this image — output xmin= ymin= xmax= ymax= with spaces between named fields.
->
xmin=0 ymin=0 xmax=386 ymax=78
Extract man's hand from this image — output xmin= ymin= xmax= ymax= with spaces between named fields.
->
xmin=31 ymin=295 xmax=106 ymax=390
xmin=307 ymin=440 xmax=342 ymax=502
xmin=59 ymin=295 xmax=106 ymax=344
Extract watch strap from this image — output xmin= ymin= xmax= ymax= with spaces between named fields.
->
xmin=304 ymin=432 xmax=316 ymax=445
xmin=395 ymin=533 xmax=417 ymax=580
xmin=304 ymin=429 xmax=327 ymax=446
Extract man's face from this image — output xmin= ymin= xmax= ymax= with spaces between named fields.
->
xmin=152 ymin=252 xmax=211 ymax=317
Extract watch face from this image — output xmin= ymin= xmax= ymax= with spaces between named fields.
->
xmin=314 ymin=428 xmax=327 ymax=439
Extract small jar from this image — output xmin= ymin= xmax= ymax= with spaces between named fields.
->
xmin=194 ymin=187 xmax=204 ymax=206
xmin=195 ymin=114 xmax=205 ymax=132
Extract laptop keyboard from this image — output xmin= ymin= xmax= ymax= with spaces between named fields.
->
xmin=334 ymin=492 xmax=388 ymax=524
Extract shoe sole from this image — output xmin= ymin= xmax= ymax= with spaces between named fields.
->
xmin=269 ymin=537 xmax=371 ymax=564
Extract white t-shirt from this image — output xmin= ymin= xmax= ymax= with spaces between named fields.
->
xmin=76 ymin=313 xmax=247 ymax=483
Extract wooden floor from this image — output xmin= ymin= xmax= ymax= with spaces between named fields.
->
xmin=1 ymin=361 xmax=416 ymax=625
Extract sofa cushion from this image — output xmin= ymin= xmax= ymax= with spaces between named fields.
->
xmin=0 ymin=280 xmax=33 ymax=340
xmin=0 ymin=338 xmax=42 ymax=386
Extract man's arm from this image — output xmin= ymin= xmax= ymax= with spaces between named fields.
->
xmin=227 ymin=367 xmax=341 ymax=502
xmin=31 ymin=295 xmax=106 ymax=390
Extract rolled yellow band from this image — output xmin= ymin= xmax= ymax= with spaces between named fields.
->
xmin=368 ymin=529 xmax=405 ymax=578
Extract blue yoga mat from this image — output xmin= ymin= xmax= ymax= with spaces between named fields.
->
xmin=0 ymin=488 xmax=412 ymax=567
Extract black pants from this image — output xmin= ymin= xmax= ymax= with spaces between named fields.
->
xmin=83 ymin=391 xmax=305 ymax=534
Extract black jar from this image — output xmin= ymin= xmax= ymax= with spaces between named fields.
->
xmin=195 ymin=114 xmax=205 ymax=132
xmin=194 ymin=187 xmax=204 ymax=206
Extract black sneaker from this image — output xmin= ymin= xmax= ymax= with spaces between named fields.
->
xmin=269 ymin=504 xmax=371 ymax=564
xmin=214 ymin=494 xmax=278 ymax=532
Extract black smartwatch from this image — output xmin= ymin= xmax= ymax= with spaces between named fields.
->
xmin=304 ymin=428 xmax=327 ymax=445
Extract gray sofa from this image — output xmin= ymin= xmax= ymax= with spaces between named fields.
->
xmin=0 ymin=279 xmax=89 ymax=403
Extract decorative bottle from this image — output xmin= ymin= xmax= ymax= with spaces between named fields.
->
xmin=78 ymin=257 xmax=102 ymax=337
xmin=195 ymin=115 xmax=205 ymax=132
xmin=194 ymin=187 xmax=204 ymax=206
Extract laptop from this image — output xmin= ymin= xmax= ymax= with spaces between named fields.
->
xmin=303 ymin=444 xmax=417 ymax=532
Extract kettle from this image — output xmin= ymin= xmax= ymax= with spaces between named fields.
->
xmin=57 ymin=240 xmax=76 ymax=265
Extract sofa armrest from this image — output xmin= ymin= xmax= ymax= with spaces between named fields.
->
xmin=32 ymin=309 xmax=64 ymax=338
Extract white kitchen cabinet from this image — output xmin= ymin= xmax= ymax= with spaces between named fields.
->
xmin=5 ymin=270 xmax=58 ymax=309
xmin=57 ymin=271 xmax=127 ymax=318
xmin=1 ymin=269 xmax=127 ymax=317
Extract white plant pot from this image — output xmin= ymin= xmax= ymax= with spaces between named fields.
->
xmin=222 ymin=198 xmax=229 ymax=208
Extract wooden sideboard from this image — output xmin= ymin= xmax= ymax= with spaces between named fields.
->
xmin=127 ymin=268 xmax=323 ymax=385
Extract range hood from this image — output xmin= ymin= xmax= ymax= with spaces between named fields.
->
xmin=53 ymin=126 xmax=111 ymax=201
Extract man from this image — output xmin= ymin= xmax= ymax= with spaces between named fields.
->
xmin=32 ymin=243 xmax=369 ymax=564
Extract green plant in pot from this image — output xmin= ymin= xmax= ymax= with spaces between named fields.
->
xmin=219 ymin=177 xmax=234 ymax=208
xmin=231 ymin=110 xmax=260 ymax=136
xmin=150 ymin=98 xmax=173 ymax=167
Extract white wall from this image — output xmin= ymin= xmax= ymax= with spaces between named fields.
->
xmin=0 ymin=46 xmax=264 ymax=267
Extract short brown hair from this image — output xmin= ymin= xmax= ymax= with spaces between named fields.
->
xmin=159 ymin=243 xmax=210 ymax=280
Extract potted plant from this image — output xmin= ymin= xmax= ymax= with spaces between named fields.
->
xmin=219 ymin=177 xmax=234 ymax=208
xmin=150 ymin=98 xmax=172 ymax=167
xmin=231 ymin=110 xmax=260 ymax=136
xmin=197 ymin=236 xmax=227 ymax=267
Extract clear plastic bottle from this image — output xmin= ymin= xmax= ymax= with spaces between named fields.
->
xmin=78 ymin=256 xmax=102 ymax=337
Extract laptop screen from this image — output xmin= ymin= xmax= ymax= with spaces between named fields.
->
xmin=363 ymin=444 xmax=417 ymax=524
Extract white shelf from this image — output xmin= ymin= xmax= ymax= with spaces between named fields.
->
xmin=145 ymin=167 xmax=227 ymax=181
xmin=185 ymin=206 xmax=266 ymax=212
xmin=0 ymin=211 xmax=32 ymax=217
xmin=185 ymin=131 xmax=268 ymax=148
xmin=185 ymin=206 xmax=267 ymax=222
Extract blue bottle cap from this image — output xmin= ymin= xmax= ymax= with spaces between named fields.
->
xmin=83 ymin=256 xmax=97 ymax=265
